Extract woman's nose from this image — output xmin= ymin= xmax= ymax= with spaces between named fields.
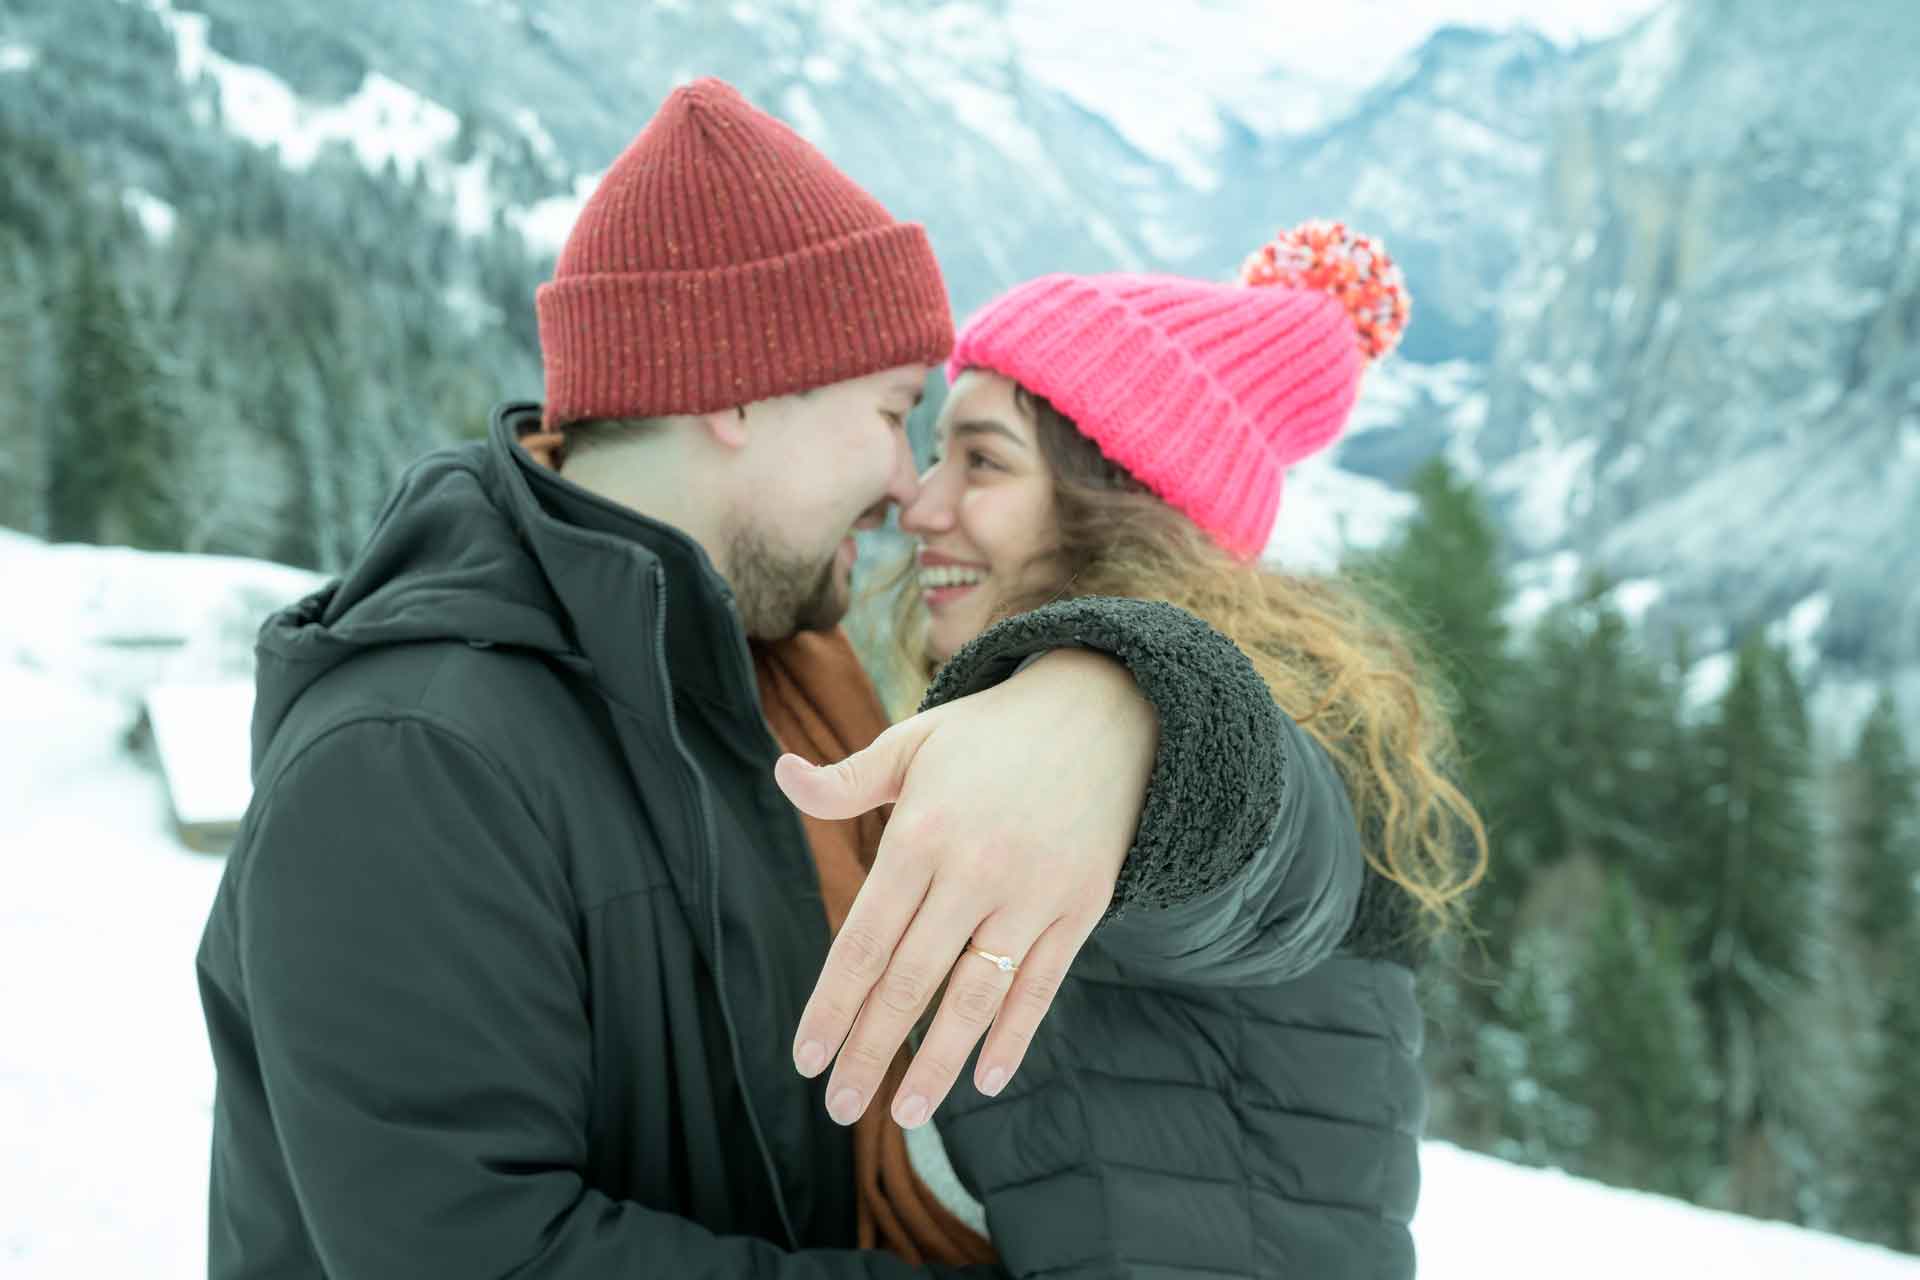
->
xmin=900 ymin=462 xmax=957 ymax=535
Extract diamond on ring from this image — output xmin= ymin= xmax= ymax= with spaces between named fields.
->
xmin=972 ymin=946 xmax=1018 ymax=974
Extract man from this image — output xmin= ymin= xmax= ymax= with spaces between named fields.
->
xmin=197 ymin=79 xmax=1281 ymax=1276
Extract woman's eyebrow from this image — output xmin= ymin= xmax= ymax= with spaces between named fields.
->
xmin=951 ymin=419 xmax=1028 ymax=450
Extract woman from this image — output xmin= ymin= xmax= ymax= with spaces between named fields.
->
xmin=888 ymin=223 xmax=1488 ymax=1278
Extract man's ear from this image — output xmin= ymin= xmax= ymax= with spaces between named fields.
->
xmin=698 ymin=406 xmax=752 ymax=450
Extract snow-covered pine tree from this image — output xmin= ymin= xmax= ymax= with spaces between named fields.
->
xmin=1838 ymin=693 xmax=1920 ymax=1251
xmin=1466 ymin=926 xmax=1591 ymax=1167
xmin=1345 ymin=460 xmax=1517 ymax=1149
xmin=1352 ymin=458 xmax=1513 ymax=768
xmin=1847 ymin=692 xmax=1920 ymax=955
xmin=1681 ymin=637 xmax=1820 ymax=1217
xmin=1346 ymin=459 xmax=1515 ymax=942
xmin=1569 ymin=872 xmax=1718 ymax=1200
xmin=1850 ymin=919 xmax=1920 ymax=1253
xmin=48 ymin=222 xmax=188 ymax=550
xmin=1497 ymin=582 xmax=1686 ymax=906
xmin=0 ymin=226 xmax=53 ymax=534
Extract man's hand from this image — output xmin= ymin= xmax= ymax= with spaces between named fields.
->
xmin=773 ymin=649 xmax=1157 ymax=1131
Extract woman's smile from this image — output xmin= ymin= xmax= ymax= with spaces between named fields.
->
xmin=918 ymin=550 xmax=990 ymax=608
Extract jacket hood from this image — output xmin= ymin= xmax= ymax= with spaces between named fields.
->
xmin=250 ymin=412 xmax=580 ymax=770
xmin=250 ymin=402 xmax=758 ymax=776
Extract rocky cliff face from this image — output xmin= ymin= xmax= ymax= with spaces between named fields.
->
xmin=1474 ymin=0 xmax=1920 ymax=707
xmin=1210 ymin=26 xmax=1571 ymax=366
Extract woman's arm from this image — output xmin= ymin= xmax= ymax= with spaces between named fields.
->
xmin=1088 ymin=711 xmax=1364 ymax=985
xmin=919 ymin=597 xmax=1359 ymax=983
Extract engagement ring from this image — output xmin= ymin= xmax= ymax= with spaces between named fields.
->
xmin=970 ymin=946 xmax=1019 ymax=974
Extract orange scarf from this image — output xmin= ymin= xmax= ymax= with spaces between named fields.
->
xmin=753 ymin=630 xmax=999 ymax=1269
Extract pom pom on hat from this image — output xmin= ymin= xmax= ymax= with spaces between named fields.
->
xmin=1239 ymin=220 xmax=1409 ymax=362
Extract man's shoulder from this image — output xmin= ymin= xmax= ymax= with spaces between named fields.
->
xmin=237 ymin=640 xmax=677 ymax=906
xmin=258 ymin=641 xmax=627 ymax=802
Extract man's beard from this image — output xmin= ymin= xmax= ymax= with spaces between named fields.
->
xmin=726 ymin=524 xmax=847 ymax=640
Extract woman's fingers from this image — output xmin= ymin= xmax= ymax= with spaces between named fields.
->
xmin=968 ymin=915 xmax=1090 ymax=1100
xmin=813 ymin=879 xmax=983 ymax=1126
xmin=790 ymin=854 xmax=933 ymax=1084
xmin=886 ymin=915 xmax=1055 ymax=1128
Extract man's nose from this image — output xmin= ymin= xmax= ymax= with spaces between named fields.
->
xmin=884 ymin=430 xmax=923 ymax=511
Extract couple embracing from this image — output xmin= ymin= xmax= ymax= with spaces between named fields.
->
xmin=198 ymin=77 xmax=1484 ymax=1279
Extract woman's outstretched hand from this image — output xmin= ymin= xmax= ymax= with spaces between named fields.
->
xmin=773 ymin=649 xmax=1157 ymax=1130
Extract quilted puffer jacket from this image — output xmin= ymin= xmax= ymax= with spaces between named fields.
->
xmin=920 ymin=614 xmax=1427 ymax=1280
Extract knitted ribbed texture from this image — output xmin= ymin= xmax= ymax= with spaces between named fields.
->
xmin=537 ymin=78 xmax=953 ymax=428
xmin=949 ymin=273 xmax=1363 ymax=560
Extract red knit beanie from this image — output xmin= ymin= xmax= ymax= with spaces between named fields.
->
xmin=536 ymin=78 xmax=953 ymax=429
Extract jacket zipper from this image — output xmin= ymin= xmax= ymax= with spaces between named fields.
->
xmin=647 ymin=567 xmax=801 ymax=1250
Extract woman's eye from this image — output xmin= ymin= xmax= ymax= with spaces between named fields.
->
xmin=883 ymin=411 xmax=906 ymax=430
xmin=925 ymin=448 xmax=1001 ymax=474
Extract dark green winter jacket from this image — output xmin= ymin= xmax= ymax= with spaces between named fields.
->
xmin=920 ymin=625 xmax=1425 ymax=1279
xmin=196 ymin=403 xmax=1423 ymax=1279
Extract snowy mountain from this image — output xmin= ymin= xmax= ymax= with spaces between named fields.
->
xmin=5 ymin=529 xmax=1918 ymax=1278
xmin=1208 ymin=26 xmax=1572 ymax=366
xmin=76 ymin=0 xmax=1196 ymax=316
xmin=1475 ymin=0 xmax=1920 ymax=732
xmin=2 ymin=0 xmax=1914 ymax=731
xmin=4 ymin=0 xmax=1576 ymax=329
xmin=1002 ymin=0 xmax=1363 ymax=187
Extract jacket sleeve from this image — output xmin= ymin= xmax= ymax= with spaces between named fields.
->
xmin=919 ymin=597 xmax=1362 ymax=986
xmin=1088 ymin=709 xmax=1364 ymax=986
xmin=222 ymin=715 xmax=1001 ymax=1280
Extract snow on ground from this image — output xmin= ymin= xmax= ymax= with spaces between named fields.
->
xmin=1418 ymin=1141 xmax=1920 ymax=1279
xmin=3 ymin=530 xmax=1918 ymax=1278
xmin=1 ymin=655 xmax=223 ymax=1277
xmin=143 ymin=681 xmax=255 ymax=832
xmin=0 ymin=533 xmax=319 ymax=1277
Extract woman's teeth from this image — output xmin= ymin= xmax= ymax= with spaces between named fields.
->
xmin=920 ymin=565 xmax=986 ymax=590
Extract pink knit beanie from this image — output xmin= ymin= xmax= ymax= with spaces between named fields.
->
xmin=948 ymin=221 xmax=1409 ymax=560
